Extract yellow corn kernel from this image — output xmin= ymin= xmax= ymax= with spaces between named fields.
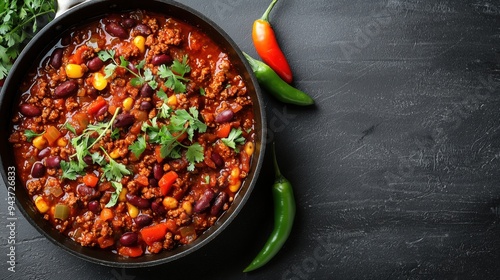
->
xmin=229 ymin=180 xmax=242 ymax=193
xmin=122 ymin=97 xmax=134 ymax=111
xmin=133 ymin=36 xmax=146 ymax=53
xmin=65 ymin=64 xmax=84 ymax=78
xmin=118 ymin=188 xmax=128 ymax=202
xmin=127 ymin=203 xmax=139 ymax=218
xmin=35 ymin=196 xmax=50 ymax=213
xmin=230 ymin=166 xmax=240 ymax=180
xmin=167 ymin=94 xmax=177 ymax=107
xmin=33 ymin=135 xmax=47 ymax=150
xmin=92 ymin=72 xmax=108 ymax=91
xmin=244 ymin=142 xmax=254 ymax=156
xmin=182 ymin=201 xmax=192 ymax=215
xmin=162 ymin=196 xmax=178 ymax=210
xmin=109 ymin=148 xmax=120 ymax=159
xmin=57 ymin=137 xmax=68 ymax=147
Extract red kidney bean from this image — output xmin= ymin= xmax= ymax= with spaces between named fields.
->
xmin=77 ymin=184 xmax=96 ymax=197
xmin=95 ymin=105 xmax=109 ymax=117
xmin=126 ymin=193 xmax=150 ymax=209
xmin=105 ymin=22 xmax=128 ymax=39
xmin=134 ymin=24 xmax=151 ymax=36
xmin=114 ymin=113 xmax=135 ymax=128
xmin=121 ymin=18 xmax=136 ymax=29
xmin=210 ymin=192 xmax=229 ymax=216
xmin=31 ymin=162 xmax=46 ymax=178
xmin=86 ymin=57 xmax=104 ymax=72
xmin=83 ymin=155 xmax=93 ymax=166
xmin=54 ymin=80 xmax=78 ymax=98
xmin=140 ymin=83 xmax=154 ymax=97
xmin=215 ymin=109 xmax=234 ymax=123
xmin=120 ymin=232 xmax=138 ymax=246
xmin=194 ymin=189 xmax=215 ymax=213
xmin=49 ymin=48 xmax=64 ymax=69
xmin=151 ymin=201 xmax=167 ymax=215
xmin=45 ymin=156 xmax=61 ymax=168
xmin=134 ymin=215 xmax=152 ymax=228
xmin=127 ymin=63 xmax=139 ymax=75
xmin=149 ymin=178 xmax=158 ymax=188
xmin=140 ymin=101 xmax=153 ymax=111
xmin=151 ymin=54 xmax=172 ymax=66
xmin=153 ymin=164 xmax=164 ymax=180
xmin=38 ymin=148 xmax=51 ymax=159
xmin=211 ymin=152 xmax=224 ymax=168
xmin=19 ymin=103 xmax=42 ymax=117
xmin=88 ymin=200 xmax=100 ymax=214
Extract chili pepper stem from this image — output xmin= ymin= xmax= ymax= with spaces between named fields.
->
xmin=261 ymin=0 xmax=279 ymax=21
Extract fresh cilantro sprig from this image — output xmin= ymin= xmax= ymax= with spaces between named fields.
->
xmin=100 ymin=147 xmax=131 ymax=182
xmin=158 ymin=54 xmax=191 ymax=94
xmin=60 ymin=109 xmax=121 ymax=180
xmin=105 ymin=181 xmax=123 ymax=208
xmin=222 ymin=128 xmax=246 ymax=152
xmin=98 ymin=49 xmax=157 ymax=89
xmin=140 ymin=106 xmax=206 ymax=171
xmin=0 ymin=0 xmax=56 ymax=79
xmin=129 ymin=135 xmax=147 ymax=158
xmin=24 ymin=129 xmax=44 ymax=141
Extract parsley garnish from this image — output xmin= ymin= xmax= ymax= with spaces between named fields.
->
xmin=142 ymin=107 xmax=206 ymax=170
xmin=158 ymin=54 xmax=191 ymax=94
xmin=101 ymin=147 xmax=131 ymax=182
xmin=63 ymin=122 xmax=76 ymax=134
xmin=222 ymin=128 xmax=246 ymax=152
xmin=98 ymin=49 xmax=156 ymax=88
xmin=199 ymin=88 xmax=206 ymax=96
xmin=24 ymin=129 xmax=44 ymax=141
xmin=129 ymin=135 xmax=147 ymax=158
xmin=105 ymin=181 xmax=122 ymax=208
xmin=0 ymin=0 xmax=56 ymax=79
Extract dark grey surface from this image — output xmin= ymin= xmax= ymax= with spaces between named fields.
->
xmin=2 ymin=0 xmax=500 ymax=279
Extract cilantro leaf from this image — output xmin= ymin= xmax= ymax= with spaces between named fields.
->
xmin=158 ymin=103 xmax=171 ymax=119
xmin=64 ymin=122 xmax=76 ymax=134
xmin=0 ymin=0 xmax=56 ymax=79
xmin=172 ymin=54 xmax=191 ymax=76
xmin=157 ymin=90 xmax=168 ymax=100
xmin=98 ymin=49 xmax=115 ymax=62
xmin=60 ymin=160 xmax=84 ymax=180
xmin=186 ymin=143 xmax=204 ymax=171
xmin=101 ymin=149 xmax=131 ymax=182
xmin=222 ymin=128 xmax=246 ymax=152
xmin=110 ymin=128 xmax=120 ymax=140
xmin=199 ymin=88 xmax=206 ymax=96
xmin=204 ymin=175 xmax=210 ymax=184
xmin=24 ymin=129 xmax=44 ymax=141
xmin=129 ymin=135 xmax=147 ymax=158
xmin=105 ymin=181 xmax=122 ymax=208
xmin=157 ymin=56 xmax=191 ymax=94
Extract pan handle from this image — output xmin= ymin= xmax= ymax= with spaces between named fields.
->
xmin=56 ymin=0 xmax=91 ymax=18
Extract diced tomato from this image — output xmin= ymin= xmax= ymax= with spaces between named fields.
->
xmin=70 ymin=45 xmax=89 ymax=65
xmin=135 ymin=175 xmax=149 ymax=187
xmin=87 ymin=97 xmax=107 ymax=115
xmin=118 ymin=245 xmax=143 ymax=258
xmin=140 ymin=223 xmax=168 ymax=246
xmin=97 ymin=236 xmax=114 ymax=249
xmin=158 ymin=171 xmax=178 ymax=196
xmin=83 ymin=173 xmax=99 ymax=187
xmin=216 ymin=123 xmax=231 ymax=138
xmin=44 ymin=126 xmax=61 ymax=146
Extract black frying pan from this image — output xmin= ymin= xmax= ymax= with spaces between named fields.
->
xmin=0 ymin=0 xmax=266 ymax=267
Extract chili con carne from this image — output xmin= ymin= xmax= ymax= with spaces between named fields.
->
xmin=9 ymin=10 xmax=256 ymax=257
xmin=252 ymin=0 xmax=293 ymax=83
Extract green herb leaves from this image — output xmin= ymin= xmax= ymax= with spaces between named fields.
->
xmin=129 ymin=135 xmax=146 ymax=158
xmin=105 ymin=182 xmax=122 ymax=208
xmin=140 ymin=106 xmax=206 ymax=171
xmin=158 ymin=54 xmax=191 ymax=94
xmin=0 ymin=0 xmax=56 ymax=79
xmin=222 ymin=128 xmax=246 ymax=152
xmin=24 ymin=129 xmax=44 ymax=141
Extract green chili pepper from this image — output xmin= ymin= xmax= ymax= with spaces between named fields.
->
xmin=243 ymin=52 xmax=314 ymax=106
xmin=243 ymin=143 xmax=296 ymax=272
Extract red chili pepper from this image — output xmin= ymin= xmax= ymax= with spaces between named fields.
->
xmin=252 ymin=0 xmax=293 ymax=83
